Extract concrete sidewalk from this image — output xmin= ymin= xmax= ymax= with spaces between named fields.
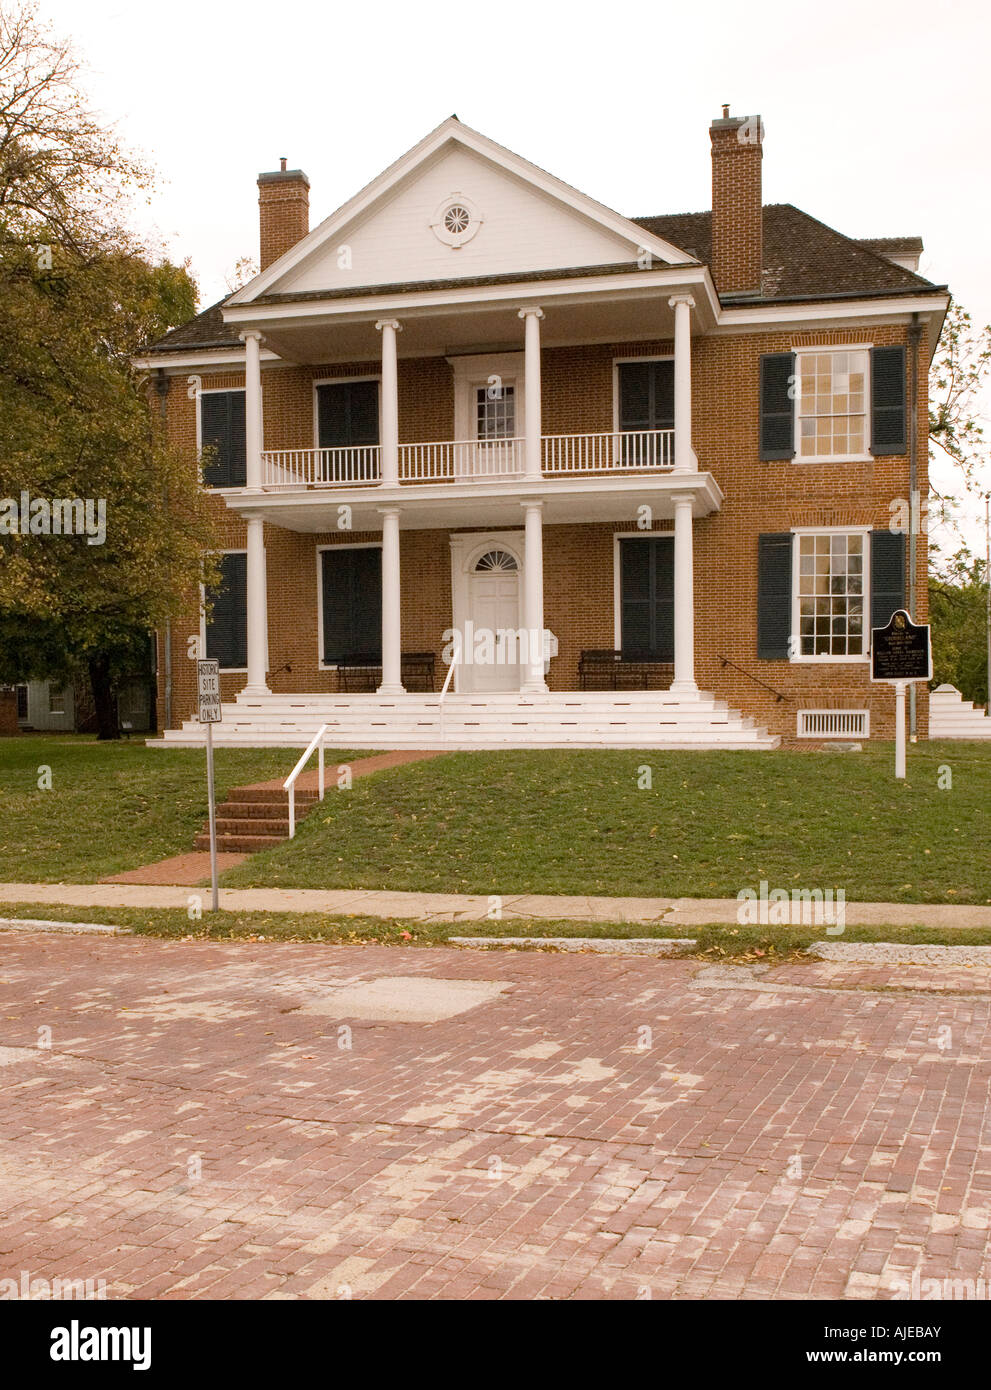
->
xmin=1 ymin=880 xmax=990 ymax=926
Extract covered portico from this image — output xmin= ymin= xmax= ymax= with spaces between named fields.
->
xmin=223 ymin=271 xmax=720 ymax=701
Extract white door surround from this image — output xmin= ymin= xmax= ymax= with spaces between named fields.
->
xmin=450 ymin=531 xmax=525 ymax=693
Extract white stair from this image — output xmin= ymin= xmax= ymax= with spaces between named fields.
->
xmin=151 ymin=690 xmax=779 ymax=751
xmin=929 ymin=684 xmax=991 ymax=739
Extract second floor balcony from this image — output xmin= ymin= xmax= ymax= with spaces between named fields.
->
xmin=261 ymin=428 xmax=676 ymax=489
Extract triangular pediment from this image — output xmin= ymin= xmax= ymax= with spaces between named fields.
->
xmin=231 ymin=118 xmax=693 ymax=303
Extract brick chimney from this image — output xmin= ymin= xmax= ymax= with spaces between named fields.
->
xmin=709 ymin=107 xmax=763 ymax=295
xmin=257 ymin=158 xmax=310 ymax=271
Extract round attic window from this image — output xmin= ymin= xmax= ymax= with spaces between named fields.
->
xmin=431 ymin=193 xmax=481 ymax=248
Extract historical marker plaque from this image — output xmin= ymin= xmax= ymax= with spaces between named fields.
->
xmin=870 ymin=610 xmax=932 ymax=685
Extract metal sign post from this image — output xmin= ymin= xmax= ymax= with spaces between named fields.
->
xmin=196 ymin=659 xmax=222 ymax=911
xmin=870 ymin=610 xmax=932 ymax=782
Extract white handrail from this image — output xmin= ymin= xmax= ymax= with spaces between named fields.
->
xmin=283 ymin=723 xmax=328 ymax=839
xmin=438 ymin=652 xmax=460 ymax=742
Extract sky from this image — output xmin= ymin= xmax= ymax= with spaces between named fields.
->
xmin=36 ymin=0 xmax=991 ymax=550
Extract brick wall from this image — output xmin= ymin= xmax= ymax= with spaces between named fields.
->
xmin=157 ymin=321 xmax=929 ymax=744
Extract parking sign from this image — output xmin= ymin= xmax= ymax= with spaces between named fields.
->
xmin=196 ymin=659 xmax=222 ymax=724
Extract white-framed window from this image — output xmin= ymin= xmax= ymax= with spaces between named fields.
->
xmin=48 ymin=687 xmax=66 ymax=715
xmin=476 ymin=383 xmax=516 ymax=441
xmin=791 ymin=529 xmax=868 ymax=661
xmin=795 ymin=348 xmax=870 ymax=462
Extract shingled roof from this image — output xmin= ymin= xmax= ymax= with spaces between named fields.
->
xmin=144 ymin=202 xmax=939 ymax=354
xmin=631 ymin=204 xmax=935 ymax=301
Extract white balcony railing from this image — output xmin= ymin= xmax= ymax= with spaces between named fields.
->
xmin=400 ymin=437 xmax=525 ymax=482
xmin=542 ymin=429 xmax=675 ymax=473
xmin=263 ymin=446 xmax=382 ymax=488
xmin=261 ymin=430 xmax=675 ymax=489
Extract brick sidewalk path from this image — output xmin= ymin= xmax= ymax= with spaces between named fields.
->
xmin=1 ymin=935 xmax=989 ymax=1300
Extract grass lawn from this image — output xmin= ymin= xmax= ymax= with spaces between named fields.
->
xmin=221 ymin=743 xmax=991 ymax=903
xmin=1 ymin=902 xmax=990 ymax=962
xmin=0 ymin=736 xmax=362 ymax=882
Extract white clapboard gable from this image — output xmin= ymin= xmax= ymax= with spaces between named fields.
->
xmin=232 ymin=118 xmax=692 ymax=303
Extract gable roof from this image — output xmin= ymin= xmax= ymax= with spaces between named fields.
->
xmin=228 ymin=115 xmax=694 ymax=305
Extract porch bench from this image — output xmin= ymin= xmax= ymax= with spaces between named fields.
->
xmin=336 ymin=652 xmax=436 ymax=693
xmin=578 ymin=649 xmax=674 ymax=691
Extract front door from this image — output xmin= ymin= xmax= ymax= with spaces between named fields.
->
xmin=464 ymin=547 xmax=521 ymax=692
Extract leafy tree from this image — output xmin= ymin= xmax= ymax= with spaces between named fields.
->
xmin=0 ymin=2 xmax=217 ymax=737
xmin=929 ymin=551 xmax=989 ymax=706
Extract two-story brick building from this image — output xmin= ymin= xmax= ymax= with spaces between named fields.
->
xmin=140 ymin=111 xmax=948 ymax=749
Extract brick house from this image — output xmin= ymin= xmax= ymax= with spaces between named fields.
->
xmin=140 ymin=111 xmax=948 ymax=749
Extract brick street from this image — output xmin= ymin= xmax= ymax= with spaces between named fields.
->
xmin=1 ymin=934 xmax=989 ymax=1300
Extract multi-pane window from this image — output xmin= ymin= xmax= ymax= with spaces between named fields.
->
xmin=476 ymin=384 xmax=516 ymax=440
xmin=48 ymin=687 xmax=66 ymax=714
xmin=797 ymin=350 xmax=868 ymax=459
xmin=796 ymin=533 xmax=865 ymax=657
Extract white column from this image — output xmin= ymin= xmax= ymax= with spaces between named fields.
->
xmin=243 ymin=512 xmax=270 ymax=695
xmin=518 ymin=307 xmax=544 ymax=481
xmin=671 ymin=493 xmax=697 ymax=694
xmin=378 ymin=507 xmax=404 ymax=694
xmin=376 ymin=319 xmax=402 ymax=485
xmin=668 ymin=294 xmax=696 ymax=473
xmin=521 ymin=500 xmax=548 ymax=693
xmin=241 ymin=331 xmax=263 ymax=489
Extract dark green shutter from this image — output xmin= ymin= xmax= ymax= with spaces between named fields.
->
xmin=870 ymin=346 xmax=907 ymax=455
xmin=870 ymin=529 xmax=906 ymax=632
xmin=757 ymin=533 xmax=793 ymax=659
xmin=618 ymin=361 xmax=675 ymax=431
xmin=759 ymin=353 xmax=796 ymax=460
xmin=619 ymin=537 xmax=674 ymax=660
xmin=205 ymin=553 xmax=247 ymax=668
xmin=321 ymin=548 xmax=383 ymax=663
xmin=317 ymin=381 xmax=380 ymax=447
xmin=201 ymin=391 xmax=246 ymax=487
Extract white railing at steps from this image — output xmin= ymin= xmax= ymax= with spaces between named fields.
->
xmin=283 ymin=723 xmax=328 ymax=839
xmin=542 ymin=429 xmax=675 ymax=473
xmin=437 ymin=653 xmax=461 ymax=742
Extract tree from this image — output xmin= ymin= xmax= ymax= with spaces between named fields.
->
xmin=929 ymin=551 xmax=989 ymax=706
xmin=0 ymin=2 xmax=217 ymax=737
xmin=926 ymin=302 xmax=991 ymax=701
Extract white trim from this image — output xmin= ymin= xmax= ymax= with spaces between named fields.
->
xmin=449 ymin=530 xmax=526 ymax=693
xmin=791 ymin=344 xmax=872 ymax=465
xmin=200 ymin=548 xmax=262 ymax=675
xmin=224 ymin=269 xmax=716 ymax=327
xmin=316 ymin=541 xmax=383 ymax=670
xmin=311 ymin=374 xmax=382 ymax=450
xmin=611 ymin=354 xmax=675 ymax=435
xmin=789 ymin=527 xmax=871 ymax=664
xmin=229 ymin=116 xmax=693 ymax=304
xmin=797 ymin=709 xmax=870 ymax=739
xmin=713 ymin=294 xmax=948 ymax=330
xmin=449 ymin=352 xmax=525 ymax=440
xmin=612 ymin=530 xmax=675 ymax=651
xmin=133 ymin=349 xmax=281 ymax=372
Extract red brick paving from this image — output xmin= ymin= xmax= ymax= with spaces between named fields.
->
xmin=0 ymin=936 xmax=989 ymax=1300
xmin=102 ymin=852 xmax=248 ymax=886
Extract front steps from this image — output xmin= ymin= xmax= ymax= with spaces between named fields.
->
xmin=929 ymin=684 xmax=991 ymax=739
xmin=155 ymin=689 xmax=780 ymax=751
xmin=192 ymin=783 xmax=319 ymax=853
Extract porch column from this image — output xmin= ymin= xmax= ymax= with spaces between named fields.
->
xmin=671 ymin=493 xmax=697 ymax=694
xmin=518 ymin=307 xmax=544 ymax=481
xmin=668 ymin=294 xmax=696 ymax=473
xmin=521 ymin=500 xmax=548 ymax=693
xmin=240 ymin=330 xmax=263 ymax=489
xmin=243 ymin=510 xmax=270 ymax=695
xmin=378 ymin=507 xmax=404 ymax=694
xmin=376 ymin=319 xmax=402 ymax=485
